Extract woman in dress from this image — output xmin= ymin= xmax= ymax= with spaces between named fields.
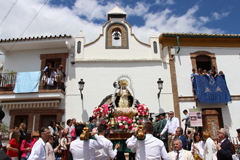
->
xmin=7 ymin=130 xmax=20 ymax=160
xmin=191 ymin=131 xmax=205 ymax=160
xmin=46 ymin=136 xmax=61 ymax=160
xmin=202 ymin=130 xmax=217 ymax=160
xmin=20 ymin=131 xmax=36 ymax=160
xmin=48 ymin=120 xmax=58 ymax=136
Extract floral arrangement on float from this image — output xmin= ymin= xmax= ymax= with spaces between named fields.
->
xmin=137 ymin=104 xmax=149 ymax=120
xmin=93 ymin=104 xmax=111 ymax=126
xmin=108 ymin=116 xmax=136 ymax=132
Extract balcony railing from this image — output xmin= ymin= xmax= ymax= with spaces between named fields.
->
xmin=0 ymin=73 xmax=17 ymax=91
xmin=0 ymin=72 xmax=65 ymax=92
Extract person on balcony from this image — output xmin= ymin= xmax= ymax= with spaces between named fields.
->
xmin=56 ymin=65 xmax=66 ymax=90
xmin=42 ymin=63 xmax=52 ymax=74
xmin=47 ymin=68 xmax=56 ymax=89
xmin=198 ymin=68 xmax=203 ymax=75
xmin=208 ymin=66 xmax=217 ymax=77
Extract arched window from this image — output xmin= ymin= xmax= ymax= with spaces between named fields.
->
xmin=190 ymin=51 xmax=217 ymax=72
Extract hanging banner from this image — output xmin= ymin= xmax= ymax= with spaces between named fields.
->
xmin=189 ymin=108 xmax=202 ymax=127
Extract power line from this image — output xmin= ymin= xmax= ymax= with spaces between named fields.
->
xmin=18 ymin=0 xmax=49 ymax=39
xmin=6 ymin=0 xmax=49 ymax=54
xmin=0 ymin=0 xmax=19 ymax=27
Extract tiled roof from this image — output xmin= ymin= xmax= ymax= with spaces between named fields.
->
xmin=0 ymin=34 xmax=72 ymax=43
xmin=161 ymin=32 xmax=240 ymax=38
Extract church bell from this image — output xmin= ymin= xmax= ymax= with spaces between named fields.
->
xmin=113 ymin=31 xmax=120 ymax=40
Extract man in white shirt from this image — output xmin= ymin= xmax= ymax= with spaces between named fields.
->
xmin=168 ymin=138 xmax=193 ymax=160
xmin=181 ymin=110 xmax=189 ymax=135
xmin=28 ymin=127 xmax=52 ymax=160
xmin=160 ymin=111 xmax=179 ymax=151
xmin=70 ymin=124 xmax=104 ymax=160
xmin=94 ymin=124 xmax=120 ymax=160
xmin=126 ymin=122 xmax=170 ymax=160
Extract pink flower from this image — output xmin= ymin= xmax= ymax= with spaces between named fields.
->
xmin=107 ymin=124 xmax=110 ymax=129
xmin=128 ymin=120 xmax=132 ymax=124
xmin=99 ymin=113 xmax=102 ymax=116
xmin=120 ymin=125 xmax=125 ymax=130
xmin=94 ymin=113 xmax=97 ymax=117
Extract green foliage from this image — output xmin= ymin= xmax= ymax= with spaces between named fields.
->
xmin=1 ymin=121 xmax=9 ymax=138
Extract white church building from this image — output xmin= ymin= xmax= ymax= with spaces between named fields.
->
xmin=0 ymin=6 xmax=239 ymax=138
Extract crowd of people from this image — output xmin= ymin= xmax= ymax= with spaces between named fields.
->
xmin=41 ymin=63 xmax=66 ymax=91
xmin=1 ymin=110 xmax=240 ymax=160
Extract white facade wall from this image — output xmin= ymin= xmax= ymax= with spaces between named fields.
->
xmin=65 ymin=61 xmax=174 ymax=122
xmin=174 ymin=46 xmax=240 ymax=137
xmin=1 ymin=48 xmax=68 ymax=127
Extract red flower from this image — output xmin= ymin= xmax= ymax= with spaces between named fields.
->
xmin=101 ymin=120 xmax=106 ymax=124
xmin=107 ymin=124 xmax=110 ymax=129
xmin=99 ymin=113 xmax=102 ymax=116
xmin=128 ymin=125 xmax=133 ymax=130
xmin=120 ymin=125 xmax=125 ymax=130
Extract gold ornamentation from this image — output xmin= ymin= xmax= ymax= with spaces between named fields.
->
xmin=80 ymin=127 xmax=90 ymax=140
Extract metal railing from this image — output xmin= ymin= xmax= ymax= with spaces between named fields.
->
xmin=0 ymin=73 xmax=17 ymax=88
xmin=0 ymin=72 xmax=65 ymax=92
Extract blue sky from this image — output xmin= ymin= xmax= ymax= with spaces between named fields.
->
xmin=0 ymin=0 xmax=240 ymax=45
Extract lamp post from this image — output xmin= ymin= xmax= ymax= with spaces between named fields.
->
xmin=157 ymin=78 xmax=163 ymax=113
xmin=157 ymin=78 xmax=163 ymax=98
xmin=78 ymin=79 xmax=85 ymax=100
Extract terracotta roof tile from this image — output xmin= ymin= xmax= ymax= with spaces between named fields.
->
xmin=0 ymin=34 xmax=72 ymax=43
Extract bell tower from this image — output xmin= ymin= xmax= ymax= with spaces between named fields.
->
xmin=106 ymin=6 xmax=128 ymax=49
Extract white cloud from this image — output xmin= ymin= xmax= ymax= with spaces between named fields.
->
xmin=155 ymin=0 xmax=175 ymax=5
xmin=124 ymin=2 xmax=150 ymax=17
xmin=212 ymin=11 xmax=230 ymax=20
xmin=0 ymin=0 xmax=224 ymax=45
xmin=199 ymin=16 xmax=209 ymax=23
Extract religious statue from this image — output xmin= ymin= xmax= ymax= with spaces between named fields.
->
xmin=115 ymin=79 xmax=133 ymax=108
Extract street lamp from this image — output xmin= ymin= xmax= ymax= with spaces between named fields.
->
xmin=157 ymin=78 xmax=164 ymax=114
xmin=78 ymin=79 xmax=85 ymax=100
xmin=157 ymin=78 xmax=163 ymax=98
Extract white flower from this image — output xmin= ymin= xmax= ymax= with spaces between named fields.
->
xmin=123 ymin=121 xmax=127 ymax=124
xmin=136 ymin=116 xmax=139 ymax=119
xmin=133 ymin=119 xmax=136 ymax=122
xmin=118 ymin=120 xmax=121 ymax=123
xmin=119 ymin=123 xmax=123 ymax=126
xmin=125 ymin=125 xmax=128 ymax=129
xmin=106 ymin=114 xmax=108 ymax=117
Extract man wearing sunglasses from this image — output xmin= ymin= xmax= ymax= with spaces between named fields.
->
xmin=160 ymin=111 xmax=180 ymax=152
xmin=28 ymin=127 xmax=52 ymax=160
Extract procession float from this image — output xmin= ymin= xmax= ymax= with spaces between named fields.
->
xmin=90 ymin=75 xmax=149 ymax=152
